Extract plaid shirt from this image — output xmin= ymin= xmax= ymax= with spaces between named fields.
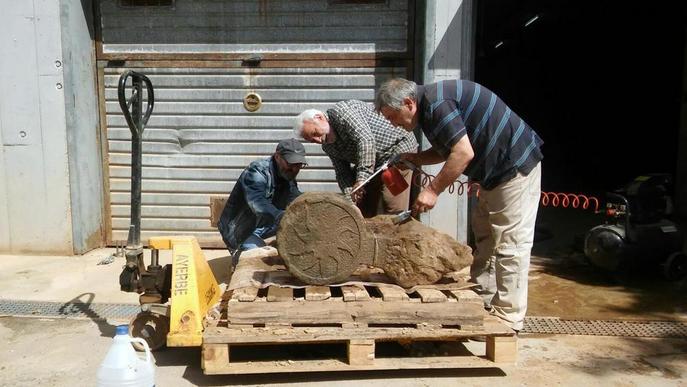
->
xmin=322 ymin=100 xmax=418 ymax=195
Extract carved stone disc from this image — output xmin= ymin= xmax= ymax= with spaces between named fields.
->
xmin=277 ymin=192 xmax=372 ymax=285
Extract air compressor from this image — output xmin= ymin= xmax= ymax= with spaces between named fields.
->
xmin=584 ymin=174 xmax=686 ymax=280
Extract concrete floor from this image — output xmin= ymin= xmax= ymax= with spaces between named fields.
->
xmin=0 ymin=316 xmax=685 ymax=387
xmin=0 ymin=206 xmax=686 ymax=386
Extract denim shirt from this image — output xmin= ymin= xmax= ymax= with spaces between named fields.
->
xmin=217 ymin=156 xmax=302 ymax=250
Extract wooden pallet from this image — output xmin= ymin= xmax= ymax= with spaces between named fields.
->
xmin=201 ymin=284 xmax=517 ymax=374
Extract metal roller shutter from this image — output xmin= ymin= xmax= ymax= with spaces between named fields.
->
xmin=103 ymin=66 xmax=407 ymax=246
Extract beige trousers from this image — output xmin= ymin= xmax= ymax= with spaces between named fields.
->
xmin=470 ymin=162 xmax=541 ymax=331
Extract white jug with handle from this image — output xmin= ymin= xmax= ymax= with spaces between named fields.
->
xmin=96 ymin=325 xmax=155 ymax=387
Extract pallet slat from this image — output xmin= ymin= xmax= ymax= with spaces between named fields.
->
xmin=202 ymin=316 xmax=517 ymax=375
xmin=231 ymin=287 xmax=259 ymax=302
xmin=341 ymin=285 xmax=370 ymax=302
xmin=225 ymin=299 xmax=483 ymax=326
xmin=305 ymin=286 xmax=331 ymax=301
xmin=486 ymin=335 xmax=518 ymax=363
xmin=450 ymin=289 xmax=483 ymax=304
xmin=267 ymin=286 xmax=293 ymax=302
xmin=415 ymin=288 xmax=448 ymax=303
xmin=377 ymin=285 xmax=409 ymax=301
xmin=348 ymin=339 xmax=375 ymax=366
xmin=207 ymin=317 xmax=513 ymax=344
xmin=202 ymin=353 xmax=497 ymax=375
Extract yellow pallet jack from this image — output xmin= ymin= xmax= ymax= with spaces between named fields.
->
xmin=116 ymin=70 xmax=221 ymax=350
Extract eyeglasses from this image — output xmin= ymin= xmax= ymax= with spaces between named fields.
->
xmin=288 ymin=162 xmax=307 ymax=169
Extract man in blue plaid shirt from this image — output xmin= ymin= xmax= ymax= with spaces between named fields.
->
xmin=294 ymin=100 xmax=418 ymax=217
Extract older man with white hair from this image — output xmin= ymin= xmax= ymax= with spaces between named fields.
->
xmin=294 ymin=100 xmax=418 ymax=217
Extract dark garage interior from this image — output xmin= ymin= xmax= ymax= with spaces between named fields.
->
xmin=474 ymin=1 xmax=687 ymax=286
xmin=475 ymin=0 xmax=686 ymax=197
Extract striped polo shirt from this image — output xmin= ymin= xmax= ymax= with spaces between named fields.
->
xmin=417 ymin=80 xmax=543 ymax=190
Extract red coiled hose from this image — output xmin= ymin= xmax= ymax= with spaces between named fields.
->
xmin=410 ymin=168 xmax=599 ymax=211
xmin=540 ymin=192 xmax=600 ymax=212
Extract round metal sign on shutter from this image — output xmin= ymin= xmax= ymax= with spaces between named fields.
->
xmin=243 ymin=92 xmax=262 ymax=112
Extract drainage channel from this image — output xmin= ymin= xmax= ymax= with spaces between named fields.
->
xmin=523 ymin=317 xmax=687 ymax=338
xmin=0 ymin=299 xmax=139 ymax=321
xmin=1 ymin=299 xmax=686 ymax=338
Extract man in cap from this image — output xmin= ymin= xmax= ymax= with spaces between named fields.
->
xmin=218 ymin=138 xmax=306 ymax=266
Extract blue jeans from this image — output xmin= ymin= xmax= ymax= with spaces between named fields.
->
xmin=232 ymin=224 xmax=278 ymax=267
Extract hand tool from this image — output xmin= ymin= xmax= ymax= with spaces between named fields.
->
xmin=350 ymin=154 xmax=403 ymax=195
xmin=391 ymin=209 xmax=413 ymax=224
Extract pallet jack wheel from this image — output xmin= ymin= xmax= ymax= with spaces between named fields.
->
xmin=129 ymin=311 xmax=170 ymax=351
xmin=663 ymin=252 xmax=687 ymax=281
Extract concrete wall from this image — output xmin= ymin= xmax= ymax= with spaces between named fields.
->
xmin=0 ymin=0 xmax=101 ymax=254
xmin=0 ymin=1 xmax=73 ymax=254
xmin=416 ymin=0 xmax=475 ymax=243
xmin=61 ymin=0 xmax=104 ymax=253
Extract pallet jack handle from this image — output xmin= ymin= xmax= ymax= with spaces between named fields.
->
xmin=117 ymin=70 xmax=154 ymax=249
xmin=117 ymin=71 xmax=167 ymax=299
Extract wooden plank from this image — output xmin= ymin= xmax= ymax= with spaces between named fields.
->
xmin=209 ymin=196 xmax=228 ymax=228
xmin=377 ymin=285 xmax=409 ymax=301
xmin=341 ymin=322 xmax=368 ymax=329
xmin=264 ymin=323 xmax=291 ymax=328
xmin=449 ymin=289 xmax=484 ymax=304
xmin=225 ymin=299 xmax=483 ymax=326
xmin=305 ymin=286 xmax=331 ymax=301
xmin=486 ymin=335 xmax=518 ymax=363
xmin=341 ymin=286 xmax=370 ymax=302
xmin=235 ymin=246 xmax=279 ymax=260
xmin=415 ymin=288 xmax=448 ymax=303
xmin=267 ymin=286 xmax=294 ymax=302
xmin=230 ymin=287 xmax=259 ymax=302
xmin=207 ymin=316 xmax=512 ymax=345
xmin=201 ymin=343 xmax=229 ymax=371
xmin=348 ymin=339 xmax=375 ymax=366
xmin=417 ymin=323 xmax=443 ymax=330
xmin=202 ymin=354 xmax=493 ymax=375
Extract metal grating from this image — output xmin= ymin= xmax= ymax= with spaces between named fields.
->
xmin=1 ymin=299 xmax=686 ymax=339
xmin=0 ymin=299 xmax=139 ymax=320
xmin=523 ymin=317 xmax=687 ymax=338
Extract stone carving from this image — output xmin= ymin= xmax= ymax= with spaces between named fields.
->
xmin=277 ymin=192 xmax=473 ymax=287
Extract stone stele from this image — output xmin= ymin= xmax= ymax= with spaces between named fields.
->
xmin=277 ymin=192 xmax=473 ymax=287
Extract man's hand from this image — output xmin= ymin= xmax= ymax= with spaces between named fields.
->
xmin=351 ymin=181 xmax=366 ymax=204
xmin=412 ymin=186 xmax=438 ymax=215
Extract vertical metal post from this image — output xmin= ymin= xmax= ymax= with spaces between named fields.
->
xmin=150 ymin=248 xmax=159 ymax=267
xmin=128 ymin=76 xmax=143 ymax=249
xmin=117 ymin=70 xmax=154 ymax=251
xmin=117 ymin=70 xmax=155 ymax=293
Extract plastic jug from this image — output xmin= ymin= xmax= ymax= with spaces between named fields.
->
xmin=96 ymin=325 xmax=155 ymax=387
